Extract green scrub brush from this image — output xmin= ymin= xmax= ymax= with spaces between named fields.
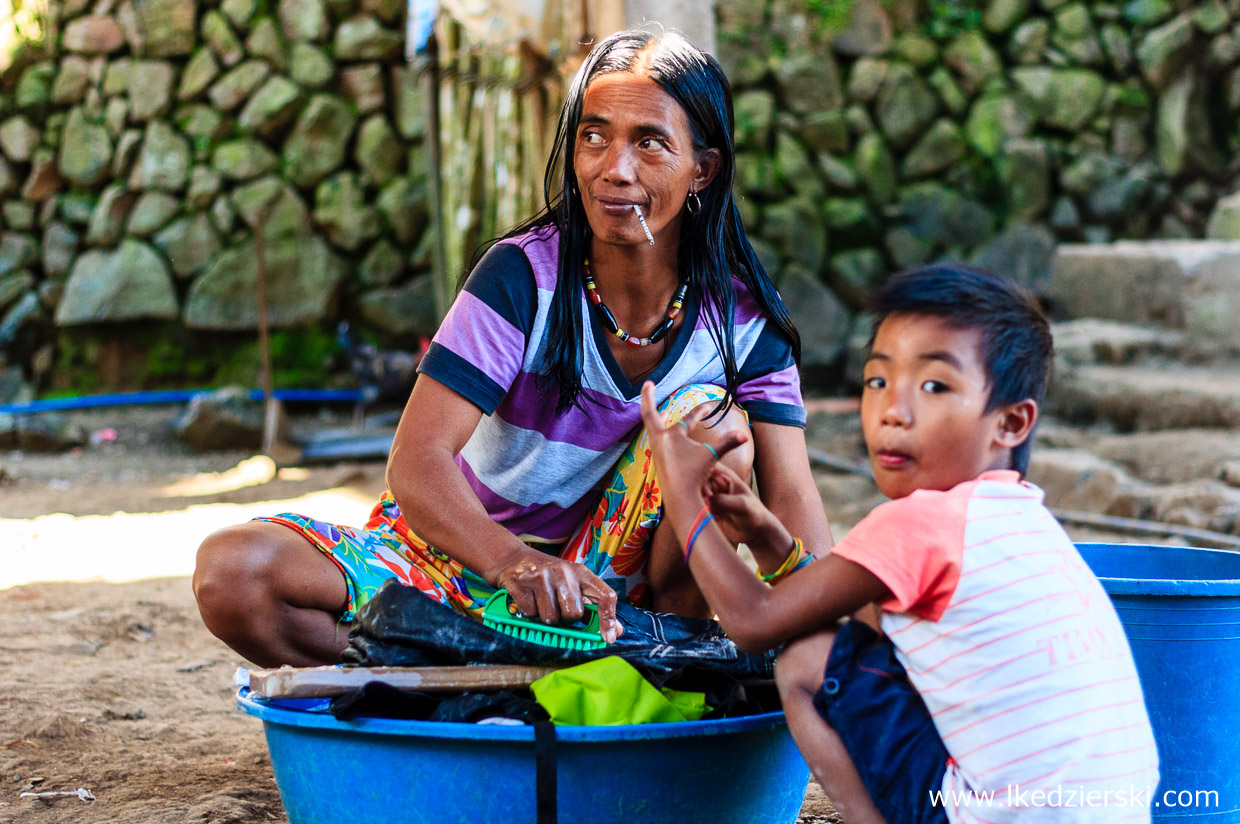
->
xmin=482 ymin=589 xmax=607 ymax=651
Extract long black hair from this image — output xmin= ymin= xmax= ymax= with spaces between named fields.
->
xmin=499 ymin=29 xmax=800 ymax=414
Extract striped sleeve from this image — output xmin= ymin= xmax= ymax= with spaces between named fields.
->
xmin=736 ymin=323 xmax=806 ymax=427
xmin=418 ymin=242 xmax=538 ymax=415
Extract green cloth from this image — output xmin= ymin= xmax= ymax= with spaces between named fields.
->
xmin=530 ymin=656 xmax=708 ymax=725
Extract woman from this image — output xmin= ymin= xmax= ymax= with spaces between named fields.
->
xmin=193 ymin=29 xmax=832 ymax=668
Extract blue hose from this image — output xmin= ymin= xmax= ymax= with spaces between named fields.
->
xmin=0 ymin=388 xmax=363 ymax=415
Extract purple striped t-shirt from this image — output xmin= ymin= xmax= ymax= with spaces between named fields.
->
xmin=417 ymin=223 xmax=806 ymax=544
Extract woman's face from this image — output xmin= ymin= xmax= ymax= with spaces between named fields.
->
xmin=573 ymin=72 xmax=718 ymax=251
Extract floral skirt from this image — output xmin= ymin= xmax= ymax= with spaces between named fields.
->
xmin=258 ymin=385 xmax=727 ymax=622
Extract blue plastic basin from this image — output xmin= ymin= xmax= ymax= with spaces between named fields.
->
xmin=1078 ymin=543 xmax=1240 ymax=821
xmin=237 ymin=689 xmax=809 ymax=824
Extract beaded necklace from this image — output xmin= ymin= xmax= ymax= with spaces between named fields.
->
xmin=583 ymin=260 xmax=688 ymax=347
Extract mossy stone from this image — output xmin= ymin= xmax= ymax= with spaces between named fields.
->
xmin=984 ymin=0 xmax=1030 ymax=32
xmin=212 ymin=139 xmax=278 ymax=181
xmin=127 ymin=191 xmax=181 ymax=236
xmin=290 ymin=43 xmax=336 ymax=89
xmin=854 ymin=132 xmax=896 ymax=203
xmin=901 ymin=119 xmax=967 ymax=178
xmin=376 ymin=177 xmax=428 ymax=246
xmin=891 ymin=34 xmax=938 ymax=67
xmin=1007 ymin=19 xmax=1050 ymax=64
xmin=875 ymin=62 xmax=939 ymax=147
xmin=359 ymin=237 xmax=403 ymax=286
xmin=355 ymin=115 xmax=403 ymax=186
xmin=282 ymin=94 xmax=358 ymax=188
xmin=16 ymin=62 xmax=56 ymax=109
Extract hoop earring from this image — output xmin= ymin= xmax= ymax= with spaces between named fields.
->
xmin=686 ymin=191 xmax=701 ymax=215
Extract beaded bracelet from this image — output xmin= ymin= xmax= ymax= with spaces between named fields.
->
xmin=760 ymin=538 xmax=810 ymax=582
xmin=684 ymin=506 xmax=715 ymax=563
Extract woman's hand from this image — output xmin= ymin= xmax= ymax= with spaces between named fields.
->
xmin=493 ymin=550 xmax=623 ymax=644
xmin=704 ymin=462 xmax=792 ymax=557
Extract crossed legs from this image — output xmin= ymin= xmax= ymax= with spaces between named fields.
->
xmin=193 ymin=521 xmax=351 ymax=668
xmin=193 ymin=398 xmax=753 ymax=666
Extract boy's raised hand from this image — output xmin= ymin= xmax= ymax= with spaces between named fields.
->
xmin=639 ymin=381 xmax=749 ymax=512
xmin=703 ymin=461 xmax=784 ymax=548
xmin=642 ymin=382 xmax=795 ymax=563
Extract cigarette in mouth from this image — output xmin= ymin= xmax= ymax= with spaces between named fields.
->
xmin=632 ymin=204 xmax=655 ymax=245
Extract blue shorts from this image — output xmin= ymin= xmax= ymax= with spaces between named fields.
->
xmin=812 ymin=620 xmax=950 ymax=824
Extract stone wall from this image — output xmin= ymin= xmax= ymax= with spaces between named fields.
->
xmin=0 ymin=0 xmax=430 ymax=399
xmin=715 ymin=0 xmax=1240 ymax=377
xmin=5 ymin=0 xmax=1240 ymax=398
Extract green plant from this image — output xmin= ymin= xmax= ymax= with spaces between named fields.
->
xmin=49 ymin=331 xmax=101 ymax=395
xmin=45 ymin=324 xmax=344 ymax=397
xmin=268 ymin=327 xmax=337 ymax=387
xmin=808 ymin=0 xmax=860 ymax=34
xmin=925 ymin=0 xmax=984 ymax=40
xmin=190 ymin=327 xmax=338 ymax=388
xmin=146 ymin=338 xmax=217 ymax=382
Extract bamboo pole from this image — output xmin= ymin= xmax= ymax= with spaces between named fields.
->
xmin=462 ymin=62 xmax=486 ymax=261
xmin=420 ymin=36 xmax=450 ymax=321
xmin=440 ymin=18 xmax=467 ymax=291
xmin=482 ymin=53 xmax=501 ymax=235
xmin=425 ymin=6 xmax=571 ymax=308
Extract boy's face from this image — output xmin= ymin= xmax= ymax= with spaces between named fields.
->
xmin=861 ymin=313 xmax=1020 ymax=500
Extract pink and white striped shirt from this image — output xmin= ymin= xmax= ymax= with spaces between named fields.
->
xmin=831 ymin=470 xmax=1159 ymax=823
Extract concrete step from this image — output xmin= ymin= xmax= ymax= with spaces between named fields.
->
xmin=1051 ymin=241 xmax=1240 ymax=353
xmin=1030 ymin=448 xmax=1240 ymax=535
xmin=1047 ymin=362 xmax=1240 ymax=431
xmin=1091 ymin=429 xmax=1240 ymax=486
xmin=1028 ymin=448 xmax=1148 ymax=517
xmin=1052 ymin=319 xmax=1189 ymax=367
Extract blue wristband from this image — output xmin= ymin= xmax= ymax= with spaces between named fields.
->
xmin=685 ymin=511 xmax=715 ymax=563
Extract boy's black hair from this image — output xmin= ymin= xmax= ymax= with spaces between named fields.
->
xmin=868 ymin=262 xmax=1053 ymax=475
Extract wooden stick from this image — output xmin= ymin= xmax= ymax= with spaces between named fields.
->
xmin=253 ymin=199 xmax=283 ymax=459
xmin=1051 ymin=508 xmax=1240 ymax=551
xmin=806 ymin=446 xmax=873 ymax=478
xmin=248 ymin=665 xmax=561 ymax=698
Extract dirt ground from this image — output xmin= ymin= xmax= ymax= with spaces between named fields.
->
xmin=0 ymin=405 xmax=393 ymax=824
xmin=0 ymin=402 xmax=1130 ymax=823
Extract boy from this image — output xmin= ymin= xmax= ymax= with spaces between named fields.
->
xmin=639 ymin=263 xmax=1158 ymax=823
